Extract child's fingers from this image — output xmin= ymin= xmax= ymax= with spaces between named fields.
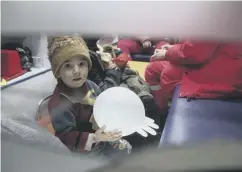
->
xmin=150 ymin=56 xmax=159 ymax=62
xmin=108 ymin=135 xmax=122 ymax=142
xmin=97 ymin=125 xmax=106 ymax=133
xmin=111 ymin=131 xmax=122 ymax=137
xmin=151 ymin=49 xmax=162 ymax=60
xmin=105 ymin=132 xmax=113 ymax=137
xmin=151 ymin=54 xmax=158 ymax=59
xmin=112 ymin=134 xmax=122 ymax=139
xmin=106 ymin=130 xmax=122 ymax=137
xmin=154 ymin=49 xmax=161 ymax=54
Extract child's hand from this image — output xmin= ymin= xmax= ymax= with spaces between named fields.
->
xmin=151 ymin=49 xmax=167 ymax=61
xmin=94 ymin=126 xmax=122 ymax=142
xmin=103 ymin=61 xmax=117 ymax=70
xmin=100 ymin=52 xmax=112 ymax=63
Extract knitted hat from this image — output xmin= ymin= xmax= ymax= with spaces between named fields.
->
xmin=47 ymin=36 xmax=92 ymax=78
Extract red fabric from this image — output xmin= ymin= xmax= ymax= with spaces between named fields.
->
xmin=77 ymin=132 xmax=90 ymax=152
xmin=145 ymin=61 xmax=182 ymax=110
xmin=56 ymin=131 xmax=80 ymax=150
xmin=56 ymin=131 xmax=89 ymax=151
xmin=113 ymin=53 xmax=132 ymax=68
xmin=117 ymin=38 xmax=168 ymax=55
xmin=48 ymin=86 xmax=60 ymax=111
xmin=1 ymin=50 xmax=26 ymax=80
xmin=117 ymin=39 xmax=142 ymax=55
xmin=165 ymin=40 xmax=242 ymax=98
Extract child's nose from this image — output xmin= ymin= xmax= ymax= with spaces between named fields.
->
xmin=73 ymin=65 xmax=80 ymax=76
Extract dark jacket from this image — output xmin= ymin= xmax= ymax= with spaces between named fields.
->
xmin=120 ymin=68 xmax=161 ymax=149
xmin=88 ymin=51 xmax=122 ymax=92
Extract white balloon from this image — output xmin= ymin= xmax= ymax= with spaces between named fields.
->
xmin=93 ymin=87 xmax=146 ymax=137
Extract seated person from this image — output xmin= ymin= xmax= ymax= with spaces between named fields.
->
xmin=145 ymin=61 xmax=182 ymax=113
xmin=146 ymin=39 xmax=242 ymax=112
xmin=117 ymin=36 xmax=178 ymax=58
xmin=100 ymin=44 xmax=161 ymax=150
xmin=40 ymin=36 xmax=131 ymax=156
xmin=87 ymin=49 xmax=122 ymax=92
xmin=83 ymin=36 xmax=100 ymax=52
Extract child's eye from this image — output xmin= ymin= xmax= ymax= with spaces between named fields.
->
xmin=79 ymin=61 xmax=87 ymax=67
xmin=65 ymin=63 xmax=72 ymax=69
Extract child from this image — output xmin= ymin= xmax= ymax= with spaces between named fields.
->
xmin=40 ymin=36 xmax=131 ymax=156
xmin=87 ymin=49 xmax=122 ymax=92
xmin=101 ymin=44 xmax=161 ymax=150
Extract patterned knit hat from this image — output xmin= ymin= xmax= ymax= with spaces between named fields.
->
xmin=47 ymin=36 xmax=92 ymax=78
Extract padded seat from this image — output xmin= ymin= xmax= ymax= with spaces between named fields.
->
xmin=36 ymin=95 xmax=55 ymax=135
xmin=131 ymin=54 xmax=150 ymax=62
xmin=160 ymin=85 xmax=242 ymax=146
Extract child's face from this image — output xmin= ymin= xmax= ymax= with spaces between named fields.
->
xmin=58 ymin=55 xmax=89 ymax=88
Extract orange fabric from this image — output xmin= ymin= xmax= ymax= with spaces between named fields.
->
xmin=37 ymin=116 xmax=55 ymax=135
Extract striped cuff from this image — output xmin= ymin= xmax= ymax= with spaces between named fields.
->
xmin=84 ymin=133 xmax=96 ymax=151
xmin=149 ymin=85 xmax=161 ymax=91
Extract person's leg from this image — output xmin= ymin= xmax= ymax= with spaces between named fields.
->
xmin=161 ymin=62 xmax=183 ymax=101
xmin=145 ymin=61 xmax=183 ymax=110
xmin=145 ymin=61 xmax=169 ymax=111
xmin=145 ymin=61 xmax=183 ymax=133
xmin=117 ymin=39 xmax=142 ymax=56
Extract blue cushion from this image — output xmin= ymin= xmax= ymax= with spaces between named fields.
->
xmin=131 ymin=54 xmax=150 ymax=62
xmin=159 ymin=85 xmax=242 ymax=146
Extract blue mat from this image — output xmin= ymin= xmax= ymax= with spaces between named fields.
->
xmin=160 ymin=85 xmax=242 ymax=146
xmin=131 ymin=54 xmax=150 ymax=62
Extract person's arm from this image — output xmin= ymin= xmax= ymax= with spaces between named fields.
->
xmin=51 ymin=107 xmax=96 ymax=152
xmin=165 ymin=41 xmax=219 ymax=65
xmin=100 ymin=67 xmax=121 ymax=91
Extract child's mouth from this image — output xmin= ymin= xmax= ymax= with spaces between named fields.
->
xmin=73 ymin=78 xmax=82 ymax=82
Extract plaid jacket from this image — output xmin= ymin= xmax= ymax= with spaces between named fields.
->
xmin=37 ymin=80 xmax=132 ymax=155
xmin=37 ymin=80 xmax=100 ymax=152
